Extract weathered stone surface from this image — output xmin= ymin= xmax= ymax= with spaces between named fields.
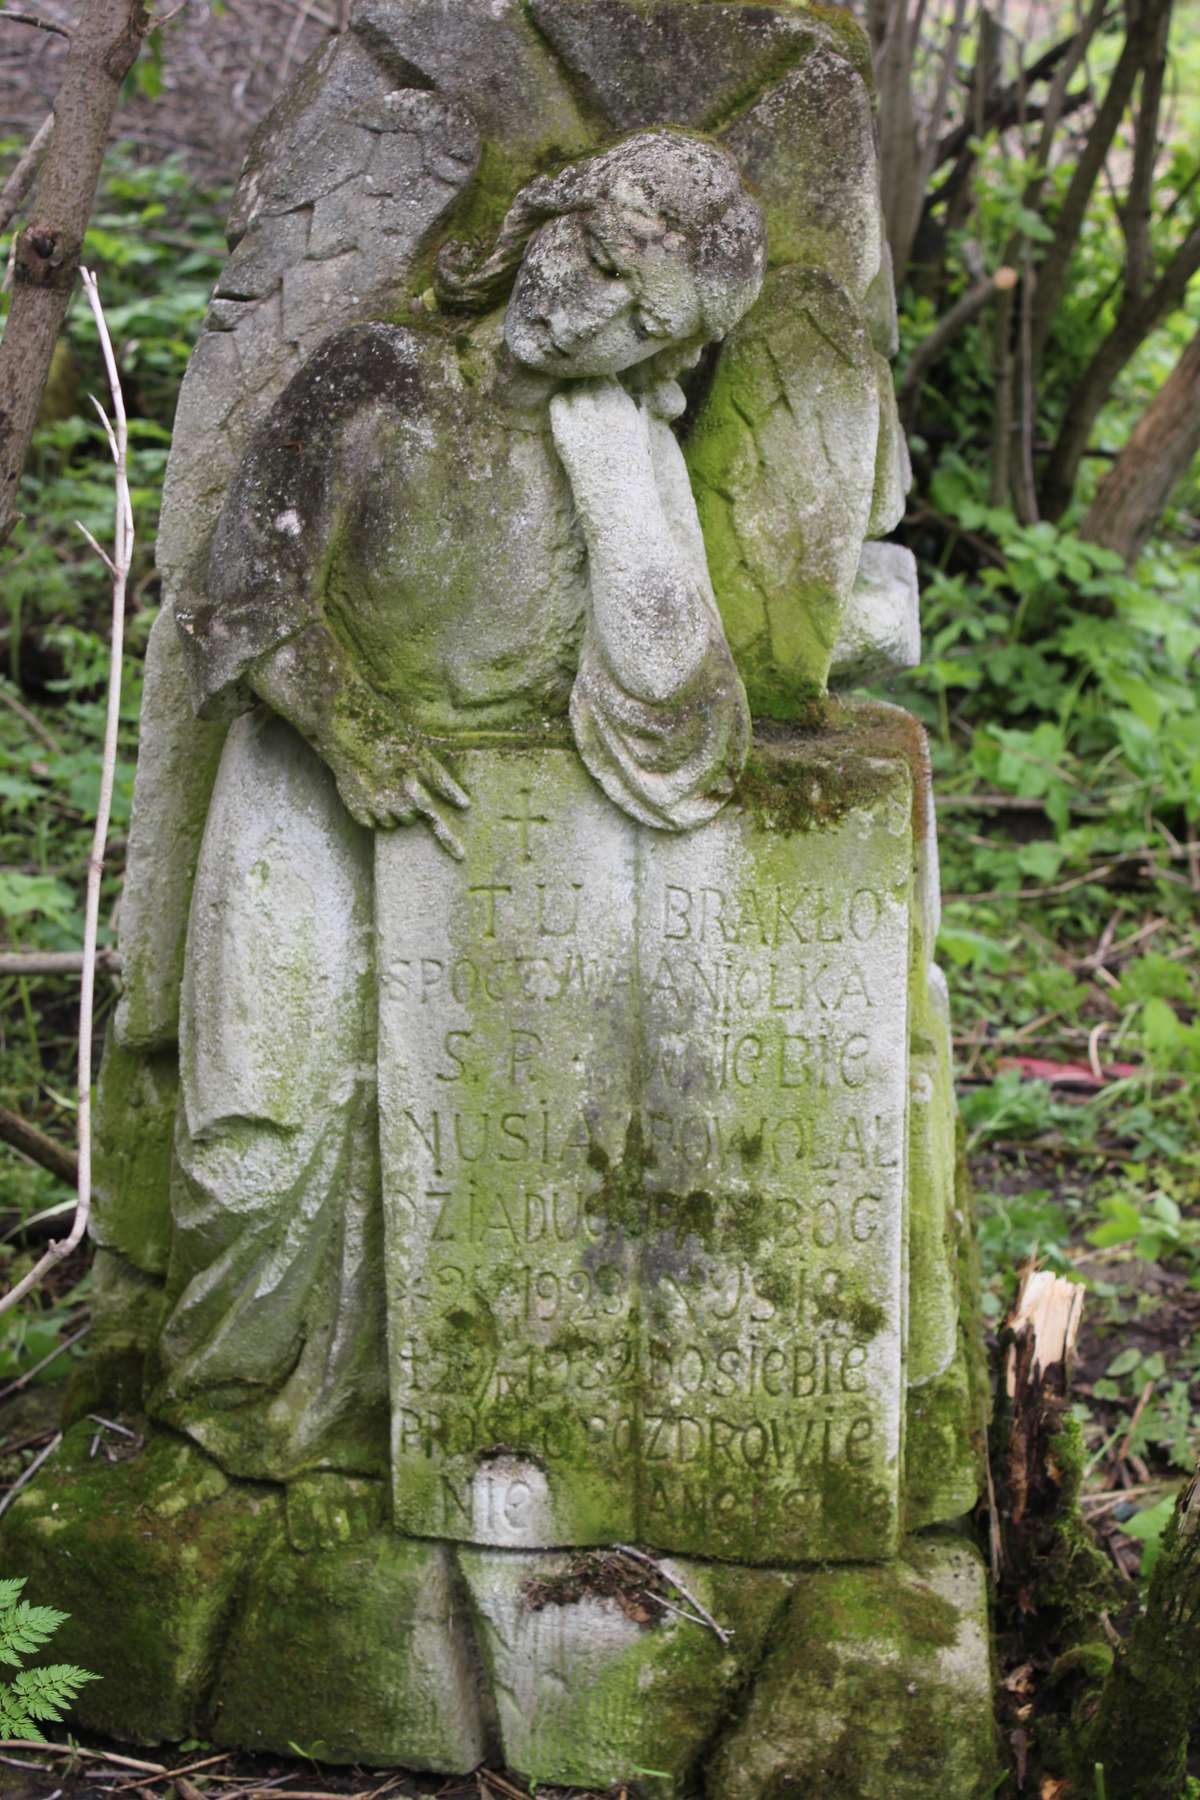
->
xmin=907 ymin=966 xmax=961 ymax=1388
xmin=687 ymin=267 xmax=882 ymax=711
xmin=352 ymin=0 xmax=592 ymax=160
xmin=114 ymin=606 xmax=226 ymax=1052
xmin=150 ymin=715 xmax=387 ymax=1484
xmin=906 ymin=1343 xmax=983 ymax=1528
xmin=830 ymin=543 xmax=921 ymax=687
xmin=459 ymin=1547 xmax=793 ymax=1795
xmin=378 ymin=747 xmax=640 ymax=1548
xmin=66 ymin=1 xmax=994 ymax=1780
xmin=0 ymin=1425 xmax=277 ymax=1744
xmin=707 ymin=1538 xmax=997 ymax=1798
xmin=527 ymin=0 xmax=865 ymax=135
xmin=63 ymin=1247 xmax=163 ymax=1420
xmin=378 ymin=733 xmax=912 ymax=1563
xmin=720 ymin=47 xmax=883 ymax=302
xmin=871 ymin=350 xmax=913 ymax=537
xmin=93 ymin=1037 xmax=177 ymax=1273
xmin=214 ymin=1521 xmax=486 ymax=1768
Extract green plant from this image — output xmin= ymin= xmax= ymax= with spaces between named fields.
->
xmin=0 ymin=1578 xmax=97 ymax=1742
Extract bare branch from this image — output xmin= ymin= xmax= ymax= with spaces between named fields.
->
xmin=1030 ymin=0 xmax=1171 ymax=371
xmin=0 ymin=1104 xmax=78 ymax=1188
xmin=0 ymin=0 xmax=149 ymax=549
xmin=0 ymin=112 xmax=54 ymax=238
xmin=0 ymin=949 xmax=122 ymax=976
xmin=0 ymin=1433 xmax=63 ymax=1519
xmin=1121 ymin=5 xmax=1170 ymax=299
xmin=900 ymin=266 xmax=1017 ymax=419
xmin=0 ymin=10 xmax=70 ymax=37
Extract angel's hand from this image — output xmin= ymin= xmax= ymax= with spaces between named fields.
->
xmin=333 ymin=740 xmax=470 ymax=859
xmin=550 ymin=378 xmax=650 ymax=510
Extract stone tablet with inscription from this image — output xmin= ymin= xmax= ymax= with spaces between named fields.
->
xmin=377 ymin=731 xmax=913 ymax=1563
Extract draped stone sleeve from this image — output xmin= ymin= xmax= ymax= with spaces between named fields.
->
xmin=176 ymin=323 xmax=427 ymax=721
xmin=553 ymin=383 xmax=751 ymax=833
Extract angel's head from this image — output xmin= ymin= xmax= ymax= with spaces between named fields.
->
xmin=434 ymin=130 xmax=766 ymax=378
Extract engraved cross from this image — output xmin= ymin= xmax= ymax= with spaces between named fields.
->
xmin=501 ymin=786 xmax=550 ymax=860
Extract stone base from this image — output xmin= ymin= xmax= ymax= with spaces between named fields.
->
xmin=3 ymin=1423 xmax=996 ymax=1796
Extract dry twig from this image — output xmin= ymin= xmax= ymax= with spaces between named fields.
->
xmin=613 ymin=1543 xmax=733 ymax=1644
xmin=0 ymin=269 xmax=131 ymax=1321
xmin=0 ymin=1432 xmax=63 ymax=1518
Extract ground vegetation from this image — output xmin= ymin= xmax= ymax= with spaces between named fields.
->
xmin=0 ymin=0 xmax=1198 ymax=1793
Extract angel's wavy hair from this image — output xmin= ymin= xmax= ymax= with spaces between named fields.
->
xmin=433 ymin=128 xmax=763 ymax=315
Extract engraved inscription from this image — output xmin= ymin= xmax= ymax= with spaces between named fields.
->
xmin=375 ymin=748 xmax=911 ymax=1560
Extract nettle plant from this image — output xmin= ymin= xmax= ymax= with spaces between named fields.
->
xmin=0 ymin=1578 xmax=97 ymax=1742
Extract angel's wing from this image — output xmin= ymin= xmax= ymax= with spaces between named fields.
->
xmin=683 ymin=34 xmax=916 ymax=708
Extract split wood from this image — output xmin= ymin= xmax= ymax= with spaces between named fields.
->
xmin=1000 ymin=1268 xmax=1085 ymax=1590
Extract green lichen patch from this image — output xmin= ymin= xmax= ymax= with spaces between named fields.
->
xmin=92 ymin=1036 xmax=178 ymax=1275
xmin=0 ymin=1423 xmax=279 ymax=1744
xmin=462 ymin=1546 xmax=794 ymax=1798
xmin=213 ymin=1528 xmax=485 ymax=1770
xmin=707 ymin=1537 xmax=998 ymax=1799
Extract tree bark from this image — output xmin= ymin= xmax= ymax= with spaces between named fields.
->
xmin=1086 ymin=1457 xmax=1200 ymax=1799
xmin=1040 ymin=216 xmax=1200 ymax=518
xmin=0 ymin=0 xmax=149 ymax=550
xmin=1079 ymin=322 xmax=1200 ymax=564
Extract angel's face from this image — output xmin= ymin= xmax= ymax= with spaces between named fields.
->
xmin=505 ymin=202 xmax=750 ymax=378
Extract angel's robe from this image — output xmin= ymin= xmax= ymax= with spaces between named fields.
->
xmin=150 ymin=316 xmax=750 ymax=1478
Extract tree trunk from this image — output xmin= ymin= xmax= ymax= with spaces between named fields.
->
xmin=0 ymin=0 xmax=148 ymax=549
xmin=1039 ymin=216 xmax=1200 ymax=519
xmin=1086 ymin=1458 xmax=1200 ymax=1799
xmin=1079 ymin=323 xmax=1200 ymax=564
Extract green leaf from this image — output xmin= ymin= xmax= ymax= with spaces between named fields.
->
xmin=12 ymin=1663 xmax=99 ymax=1721
xmin=1088 ymin=1199 xmax=1142 ymax=1248
xmin=0 ymin=1603 xmax=68 ymax=1668
xmin=1125 ymin=1494 xmax=1178 ymax=1584
xmin=1105 ymin=1348 xmax=1142 ymax=1378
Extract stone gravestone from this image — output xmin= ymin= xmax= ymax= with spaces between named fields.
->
xmin=2 ymin=4 xmax=996 ymax=1794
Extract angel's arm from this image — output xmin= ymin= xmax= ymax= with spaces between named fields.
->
xmin=551 ymin=379 xmax=749 ymax=831
xmin=192 ymin=324 xmax=468 ymax=854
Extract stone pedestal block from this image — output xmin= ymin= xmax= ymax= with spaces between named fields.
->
xmin=379 ymin=731 xmax=914 ymax=1563
xmin=0 ymin=1424 xmax=278 ymax=1744
xmin=2 ymin=1425 xmax=992 ymax=1794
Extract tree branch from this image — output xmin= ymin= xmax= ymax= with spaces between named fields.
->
xmin=1041 ymin=215 xmax=1200 ymax=518
xmin=1078 ymin=320 xmax=1200 ymax=563
xmin=0 ymin=112 xmax=54 ymax=239
xmin=1121 ymin=4 xmax=1171 ymax=300
xmin=0 ymin=1105 xmax=78 ymax=1188
xmin=1030 ymin=0 xmax=1172 ymax=372
xmin=899 ymin=266 xmax=1017 ymax=420
xmin=0 ymin=0 xmax=149 ymax=550
xmin=0 ymin=11 xmax=70 ymax=37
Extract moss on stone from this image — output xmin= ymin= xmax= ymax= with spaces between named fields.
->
xmin=92 ymin=1034 xmax=178 ymax=1275
xmin=213 ymin=1527 xmax=484 ymax=1769
xmin=0 ymin=1423 xmax=279 ymax=1744
xmin=735 ymin=700 xmax=923 ymax=836
xmin=63 ymin=1248 xmax=163 ymax=1424
xmin=707 ymin=1537 xmax=997 ymax=1798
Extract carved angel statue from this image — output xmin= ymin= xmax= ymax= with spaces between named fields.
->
xmin=99 ymin=3 xmax=914 ymax=1483
xmin=183 ymin=132 xmax=764 ymax=852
